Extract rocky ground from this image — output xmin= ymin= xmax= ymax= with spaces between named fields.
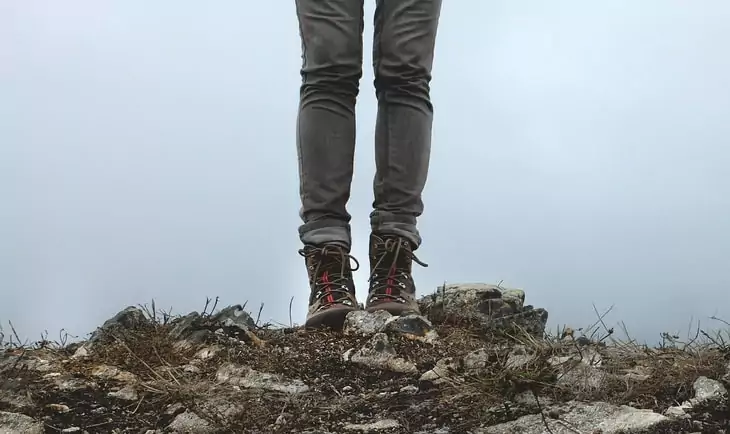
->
xmin=1 ymin=283 xmax=729 ymax=433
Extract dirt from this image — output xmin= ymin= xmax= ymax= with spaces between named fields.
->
xmin=2 ymin=312 xmax=729 ymax=433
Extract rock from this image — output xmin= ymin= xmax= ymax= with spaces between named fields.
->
xmin=420 ymin=357 xmax=458 ymax=384
xmin=414 ymin=428 xmax=451 ymax=434
xmin=420 ymin=348 xmax=492 ymax=384
xmin=47 ymin=403 xmax=71 ymax=413
xmin=91 ymin=365 xmax=138 ymax=384
xmin=0 ymin=377 xmax=36 ymax=410
xmin=478 ymin=401 xmax=673 ymax=433
xmin=557 ymin=363 xmax=609 ymax=391
xmin=692 ymin=376 xmax=727 ymax=403
xmin=108 ymin=385 xmax=138 ymax=401
xmin=418 ymin=283 xmax=548 ymax=337
xmin=500 ymin=289 xmax=526 ymax=308
xmin=0 ymin=353 xmax=57 ymax=373
xmin=183 ymin=364 xmax=201 ymax=374
xmin=211 ymin=305 xmax=256 ymax=332
xmin=0 ymin=411 xmax=44 ymax=434
xmin=169 ymin=312 xmax=202 ymax=340
xmin=166 ymin=411 xmax=213 ymax=433
xmin=216 ymin=363 xmax=309 ymax=394
xmin=344 ymin=311 xmax=439 ymax=343
xmin=70 ymin=345 xmax=90 ymax=360
xmin=344 ymin=310 xmax=393 ymax=335
xmin=344 ymin=419 xmax=401 ymax=431
xmin=384 ymin=314 xmax=439 ymax=344
xmin=55 ymin=376 xmax=93 ymax=392
xmin=168 ymin=305 xmax=261 ymax=348
xmin=484 ymin=308 xmax=549 ymax=338
xmin=665 ymin=376 xmax=728 ymax=419
xmin=343 ymin=333 xmax=417 ymax=374
xmin=463 ymin=348 xmax=490 ymax=369
xmin=399 ymin=385 xmax=419 ymax=394
xmin=90 ymin=306 xmax=149 ymax=341
xmin=665 ymin=406 xmax=691 ymax=419
xmin=193 ymin=345 xmax=221 ymax=360
xmin=549 ymin=348 xmax=608 ymax=392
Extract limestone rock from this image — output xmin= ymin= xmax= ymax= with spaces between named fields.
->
xmin=478 ymin=401 xmax=673 ymax=433
xmin=344 ymin=310 xmax=438 ymax=343
xmin=344 ymin=419 xmax=401 ymax=431
xmin=384 ymin=314 xmax=439 ymax=344
xmin=344 ymin=310 xmax=393 ymax=336
xmin=418 ymin=283 xmax=548 ymax=337
xmin=166 ymin=410 xmax=213 ymax=433
xmin=108 ymin=385 xmax=138 ymax=401
xmin=665 ymin=376 xmax=728 ymax=419
xmin=210 ymin=304 xmax=256 ymax=332
xmin=550 ymin=347 xmax=607 ymax=392
xmin=343 ymin=333 xmax=418 ymax=374
xmin=693 ymin=376 xmax=727 ymax=402
xmin=0 ymin=411 xmax=44 ymax=434
xmin=91 ymin=364 xmax=138 ymax=384
xmin=168 ymin=305 xmax=259 ymax=348
xmin=216 ymin=363 xmax=309 ymax=394
xmin=90 ymin=306 xmax=150 ymax=342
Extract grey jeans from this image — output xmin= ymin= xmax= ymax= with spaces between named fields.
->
xmin=295 ymin=0 xmax=441 ymax=251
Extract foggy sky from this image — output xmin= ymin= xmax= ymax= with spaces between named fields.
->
xmin=2 ymin=1 xmax=729 ymax=345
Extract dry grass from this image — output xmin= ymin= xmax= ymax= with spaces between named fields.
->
xmin=2 ymin=300 xmax=729 ymax=433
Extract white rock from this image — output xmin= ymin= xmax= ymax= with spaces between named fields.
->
xmin=216 ymin=363 xmax=309 ymax=394
xmin=344 ymin=333 xmax=417 ymax=374
xmin=70 ymin=346 xmax=90 ymax=360
xmin=344 ymin=310 xmax=393 ymax=335
xmin=108 ymin=385 xmax=138 ymax=401
xmin=344 ymin=419 xmax=401 ymax=431
xmin=478 ymin=401 xmax=669 ymax=434
xmin=692 ymin=376 xmax=727 ymax=402
xmin=91 ymin=365 xmax=138 ymax=384
xmin=0 ymin=411 xmax=44 ymax=434
xmin=194 ymin=346 xmax=220 ymax=360
xmin=167 ymin=411 xmax=213 ymax=433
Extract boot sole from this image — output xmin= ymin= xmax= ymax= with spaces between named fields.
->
xmin=304 ymin=306 xmax=358 ymax=330
xmin=365 ymin=301 xmax=421 ymax=317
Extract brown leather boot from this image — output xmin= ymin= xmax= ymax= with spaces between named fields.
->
xmin=365 ymin=233 xmax=428 ymax=316
xmin=300 ymin=244 xmax=361 ymax=329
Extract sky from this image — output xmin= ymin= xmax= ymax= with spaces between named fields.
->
xmin=2 ymin=1 xmax=729 ymax=346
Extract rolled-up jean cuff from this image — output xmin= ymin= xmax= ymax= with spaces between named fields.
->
xmin=299 ymin=219 xmax=351 ymax=250
xmin=370 ymin=219 xmax=422 ymax=249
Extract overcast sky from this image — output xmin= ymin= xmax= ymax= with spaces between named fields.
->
xmin=2 ymin=1 xmax=729 ymax=345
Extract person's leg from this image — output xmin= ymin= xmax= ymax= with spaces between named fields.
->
xmin=366 ymin=0 xmax=442 ymax=315
xmin=296 ymin=0 xmax=365 ymax=251
xmin=295 ymin=0 xmax=365 ymax=328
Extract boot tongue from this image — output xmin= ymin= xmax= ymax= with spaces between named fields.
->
xmin=372 ymin=236 xmax=411 ymax=274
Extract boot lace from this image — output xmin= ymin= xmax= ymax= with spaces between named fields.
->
xmin=368 ymin=237 xmax=428 ymax=304
xmin=299 ymin=245 xmax=360 ymax=308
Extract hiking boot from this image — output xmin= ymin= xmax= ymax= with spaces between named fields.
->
xmin=299 ymin=244 xmax=361 ymax=329
xmin=365 ymin=233 xmax=428 ymax=316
